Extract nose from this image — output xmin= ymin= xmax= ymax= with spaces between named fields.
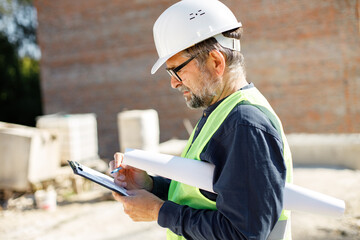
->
xmin=170 ymin=76 xmax=182 ymax=89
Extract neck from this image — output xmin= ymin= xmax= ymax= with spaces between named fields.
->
xmin=210 ymin=72 xmax=248 ymax=105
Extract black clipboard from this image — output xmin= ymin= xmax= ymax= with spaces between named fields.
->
xmin=68 ymin=160 xmax=128 ymax=196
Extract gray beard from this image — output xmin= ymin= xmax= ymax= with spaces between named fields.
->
xmin=186 ymin=93 xmax=206 ymax=109
xmin=179 ymin=69 xmax=220 ymax=109
xmin=186 ymin=92 xmax=214 ymax=109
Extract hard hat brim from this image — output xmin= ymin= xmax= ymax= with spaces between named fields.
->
xmin=151 ymin=54 xmax=172 ymax=75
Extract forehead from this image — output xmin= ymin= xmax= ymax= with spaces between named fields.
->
xmin=166 ymin=52 xmax=187 ymax=68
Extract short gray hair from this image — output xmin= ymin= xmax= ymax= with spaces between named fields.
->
xmin=183 ymin=27 xmax=246 ymax=79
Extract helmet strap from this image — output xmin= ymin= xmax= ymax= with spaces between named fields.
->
xmin=213 ymin=34 xmax=241 ymax=52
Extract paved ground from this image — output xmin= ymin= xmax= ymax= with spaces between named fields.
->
xmin=1 ymin=167 xmax=359 ymax=240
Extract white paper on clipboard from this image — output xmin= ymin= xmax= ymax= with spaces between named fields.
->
xmin=68 ymin=160 xmax=128 ymax=196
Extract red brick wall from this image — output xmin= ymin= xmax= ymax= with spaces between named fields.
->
xmin=228 ymin=0 xmax=360 ymax=133
xmin=34 ymin=0 xmax=360 ymax=158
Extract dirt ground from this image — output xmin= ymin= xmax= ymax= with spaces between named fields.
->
xmin=291 ymin=167 xmax=360 ymax=240
xmin=0 ymin=167 xmax=359 ymax=240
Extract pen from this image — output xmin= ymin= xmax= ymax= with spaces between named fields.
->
xmin=111 ymin=166 xmax=122 ymax=174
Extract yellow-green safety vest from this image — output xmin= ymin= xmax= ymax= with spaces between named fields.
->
xmin=167 ymin=87 xmax=293 ymax=240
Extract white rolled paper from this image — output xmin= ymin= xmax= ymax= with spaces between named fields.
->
xmin=283 ymin=183 xmax=345 ymax=217
xmin=123 ymin=149 xmax=345 ymax=217
xmin=124 ymin=148 xmax=215 ymax=192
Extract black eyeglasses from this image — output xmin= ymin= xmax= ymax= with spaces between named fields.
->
xmin=166 ymin=55 xmax=197 ymax=82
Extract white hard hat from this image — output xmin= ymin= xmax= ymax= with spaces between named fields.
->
xmin=151 ymin=0 xmax=242 ymax=74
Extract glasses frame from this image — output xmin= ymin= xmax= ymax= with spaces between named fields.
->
xmin=166 ymin=55 xmax=197 ymax=82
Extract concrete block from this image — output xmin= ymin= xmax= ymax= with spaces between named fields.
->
xmin=37 ymin=114 xmax=99 ymax=164
xmin=0 ymin=122 xmax=61 ymax=191
xmin=287 ymin=133 xmax=360 ymax=170
xmin=118 ymin=109 xmax=159 ymax=152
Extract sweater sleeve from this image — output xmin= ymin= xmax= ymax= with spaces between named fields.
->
xmin=157 ymin=105 xmax=287 ymax=239
xmin=151 ymin=176 xmax=171 ymax=201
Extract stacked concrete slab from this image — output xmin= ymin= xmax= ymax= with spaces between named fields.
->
xmin=117 ymin=109 xmax=159 ymax=153
xmin=287 ymin=133 xmax=360 ymax=170
xmin=0 ymin=122 xmax=60 ymax=191
xmin=36 ymin=114 xmax=99 ymax=164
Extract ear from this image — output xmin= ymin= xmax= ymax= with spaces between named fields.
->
xmin=207 ymin=50 xmax=226 ymax=77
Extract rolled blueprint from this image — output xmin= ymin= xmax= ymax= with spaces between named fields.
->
xmin=123 ymin=149 xmax=345 ymax=217
xmin=123 ymin=148 xmax=215 ymax=192
xmin=283 ymin=183 xmax=345 ymax=217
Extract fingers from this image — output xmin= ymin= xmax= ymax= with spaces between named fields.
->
xmin=114 ymin=152 xmax=124 ymax=168
xmin=109 ymin=152 xmax=122 ymax=172
xmin=114 ymin=176 xmax=127 ymax=188
xmin=110 ymin=152 xmax=125 ymax=177
xmin=112 ymin=190 xmax=163 ymax=222
xmin=109 ymin=160 xmax=115 ymax=172
xmin=112 ymin=192 xmax=126 ymax=203
xmin=109 ymin=159 xmax=122 ymax=178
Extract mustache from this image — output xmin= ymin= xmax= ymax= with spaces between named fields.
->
xmin=178 ymin=85 xmax=191 ymax=93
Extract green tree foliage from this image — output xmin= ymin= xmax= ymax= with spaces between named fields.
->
xmin=0 ymin=0 xmax=42 ymax=126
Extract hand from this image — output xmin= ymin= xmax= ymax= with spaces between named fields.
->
xmin=112 ymin=189 xmax=164 ymax=222
xmin=109 ymin=152 xmax=153 ymax=191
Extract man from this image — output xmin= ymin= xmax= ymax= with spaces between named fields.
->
xmin=110 ymin=0 xmax=293 ymax=239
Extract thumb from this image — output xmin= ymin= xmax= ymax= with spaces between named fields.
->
xmin=112 ymin=191 xmax=127 ymax=202
xmin=125 ymin=189 xmax=140 ymax=196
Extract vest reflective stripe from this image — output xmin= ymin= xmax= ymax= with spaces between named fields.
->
xmin=267 ymin=218 xmax=291 ymax=240
xmin=167 ymin=88 xmax=293 ymax=240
